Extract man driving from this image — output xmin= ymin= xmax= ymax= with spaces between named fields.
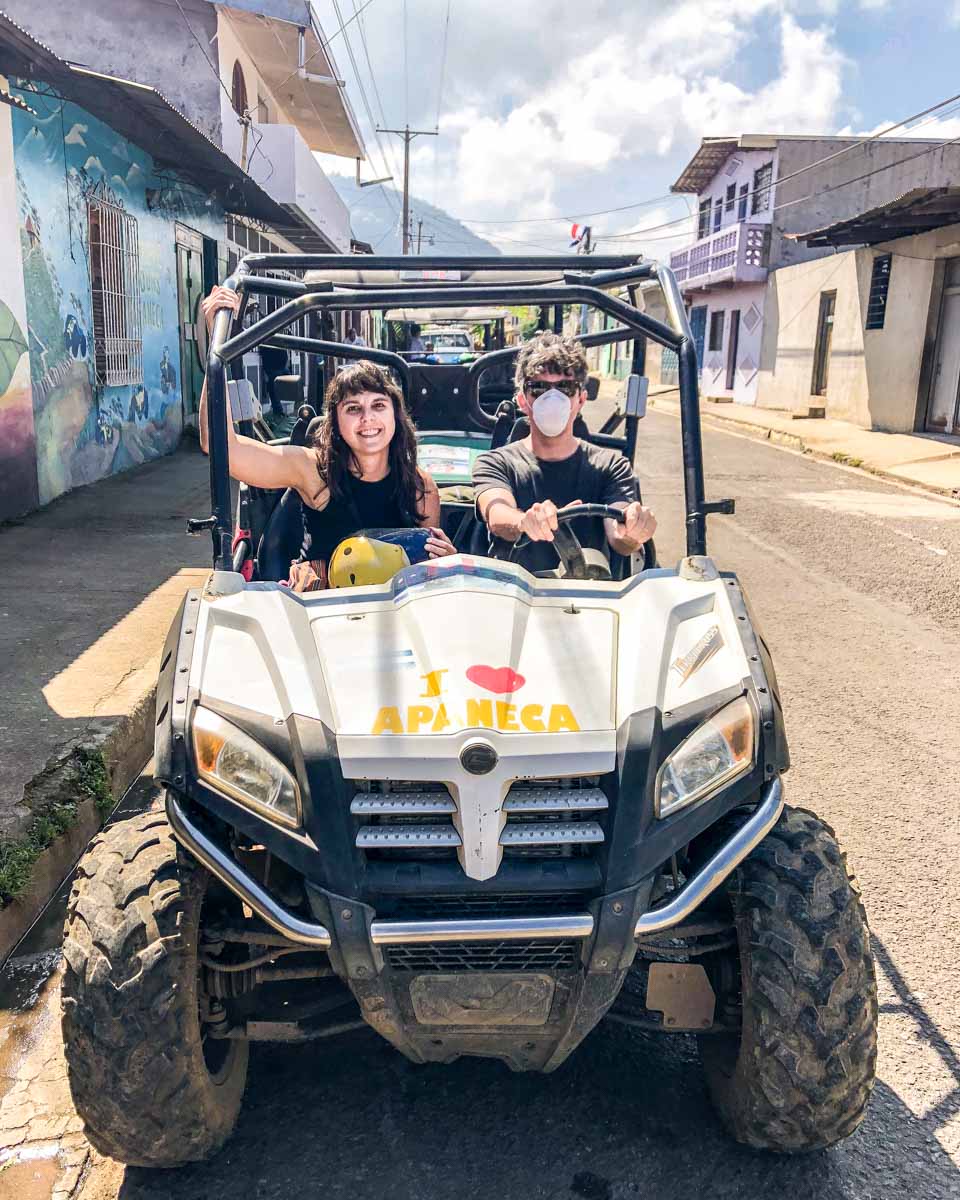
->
xmin=472 ymin=332 xmax=656 ymax=573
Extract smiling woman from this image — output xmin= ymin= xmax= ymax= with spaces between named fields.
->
xmin=197 ymin=288 xmax=455 ymax=589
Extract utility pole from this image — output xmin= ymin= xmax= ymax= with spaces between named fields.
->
xmin=416 ymin=218 xmax=424 ymax=254
xmin=378 ymin=125 xmax=438 ymax=253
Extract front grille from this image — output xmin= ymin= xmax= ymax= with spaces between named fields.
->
xmin=351 ymin=780 xmax=609 ymax=870
xmin=500 ymin=786 xmax=607 ymax=859
xmin=377 ymin=892 xmax=587 ymax=920
xmin=351 ymin=785 xmax=459 ymax=861
xmin=385 ymin=939 xmax=579 ymax=972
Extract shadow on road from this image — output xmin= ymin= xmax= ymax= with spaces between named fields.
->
xmin=115 ymin=988 xmax=960 ymax=1200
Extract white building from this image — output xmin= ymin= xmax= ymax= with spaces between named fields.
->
xmin=668 ymin=134 xmax=960 ymax=407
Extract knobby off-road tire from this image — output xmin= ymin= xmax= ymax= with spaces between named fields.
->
xmin=701 ymin=805 xmax=878 ymax=1153
xmin=61 ymin=808 xmax=249 ymax=1167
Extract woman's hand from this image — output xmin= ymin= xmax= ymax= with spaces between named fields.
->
xmin=201 ymin=285 xmax=241 ymax=334
xmin=425 ymin=527 xmax=456 ymax=557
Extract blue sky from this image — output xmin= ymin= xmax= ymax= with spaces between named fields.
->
xmin=312 ymin=0 xmax=960 ymax=256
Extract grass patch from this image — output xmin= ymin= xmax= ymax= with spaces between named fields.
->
xmin=0 ymin=749 xmax=113 ymax=904
xmin=0 ymin=797 xmax=79 ymax=903
xmin=830 ymin=451 xmax=864 ymax=467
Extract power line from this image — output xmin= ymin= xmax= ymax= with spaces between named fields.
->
xmin=433 ymin=0 xmax=452 ymax=206
xmin=331 ymin=0 xmax=400 ymax=217
xmin=273 ymin=0 xmax=378 ymax=93
xmin=403 ymin=0 xmax=410 ymax=125
xmin=352 ymin=0 xmax=403 ymax=180
xmin=598 ymin=98 xmax=960 ymax=246
xmin=173 ymin=0 xmax=276 ymax=183
xmin=596 ymin=90 xmax=960 ymax=245
xmin=445 ymin=87 xmax=960 ymax=236
xmin=435 ymin=0 xmax=452 ymax=129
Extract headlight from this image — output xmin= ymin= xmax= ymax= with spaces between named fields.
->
xmin=656 ymin=696 xmax=755 ymax=817
xmin=192 ymin=706 xmax=300 ymax=828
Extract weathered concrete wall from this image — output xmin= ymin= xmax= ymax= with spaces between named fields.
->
xmin=757 ymin=237 xmax=946 ymax=433
xmin=773 ymin=137 xmax=960 ymax=271
xmin=1 ymin=0 xmax=223 ymax=144
xmin=757 ymin=252 xmax=868 ymax=422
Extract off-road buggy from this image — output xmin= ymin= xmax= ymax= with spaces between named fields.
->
xmin=60 ymin=254 xmax=877 ymax=1166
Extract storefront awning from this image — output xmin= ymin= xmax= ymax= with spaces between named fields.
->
xmin=792 ymin=187 xmax=960 ymax=247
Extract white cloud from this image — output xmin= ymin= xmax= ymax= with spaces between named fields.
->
xmin=312 ymin=0 xmax=858 ymax=252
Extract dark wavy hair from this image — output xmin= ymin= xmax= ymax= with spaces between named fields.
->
xmin=313 ymin=361 xmax=424 ymax=524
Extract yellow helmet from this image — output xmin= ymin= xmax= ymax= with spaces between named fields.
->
xmin=328 ymin=536 xmax=410 ymax=589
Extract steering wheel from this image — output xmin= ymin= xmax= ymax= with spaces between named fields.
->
xmin=509 ymin=503 xmax=628 ymax=580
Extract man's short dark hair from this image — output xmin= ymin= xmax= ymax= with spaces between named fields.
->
xmin=515 ymin=332 xmax=588 ymax=391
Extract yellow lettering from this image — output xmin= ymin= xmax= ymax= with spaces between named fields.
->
xmin=432 ymin=703 xmax=451 ymax=732
xmin=496 ymin=701 xmax=519 ymax=731
xmin=548 ymin=704 xmax=580 ymax=733
xmin=371 ymin=706 xmax=403 ymax=735
xmin=521 ymin=704 xmax=545 ymax=732
xmin=420 ymin=669 xmax=448 ymax=698
xmin=465 ymin=698 xmax=494 ymax=728
xmin=407 ymin=705 xmax=434 ymax=733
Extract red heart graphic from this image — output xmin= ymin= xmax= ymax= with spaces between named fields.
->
xmin=466 ymin=665 xmax=526 ymax=694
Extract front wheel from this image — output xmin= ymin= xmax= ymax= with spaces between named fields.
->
xmin=701 ymin=805 xmax=878 ymax=1153
xmin=61 ymin=808 xmax=249 ymax=1166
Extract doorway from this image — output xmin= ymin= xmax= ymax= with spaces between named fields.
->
xmin=175 ymin=224 xmax=218 ymax=426
xmin=725 ymin=309 xmax=740 ymax=391
xmin=927 ymin=257 xmax=960 ymax=434
xmin=811 ymin=291 xmax=836 ymax=397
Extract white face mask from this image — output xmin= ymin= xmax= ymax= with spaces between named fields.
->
xmin=530 ymin=387 xmax=572 ymax=437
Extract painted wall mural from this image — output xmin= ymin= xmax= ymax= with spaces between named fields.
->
xmin=1 ymin=85 xmax=224 ymax=516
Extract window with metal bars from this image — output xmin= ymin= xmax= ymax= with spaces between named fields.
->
xmin=751 ymin=162 xmax=773 ymax=214
xmin=865 ymin=254 xmax=892 ymax=330
xmin=87 ymin=197 xmax=142 ymax=387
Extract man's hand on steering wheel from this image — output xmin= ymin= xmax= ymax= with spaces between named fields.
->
xmin=612 ymin=500 xmax=657 ymax=551
xmin=518 ymin=498 xmax=582 ymax=543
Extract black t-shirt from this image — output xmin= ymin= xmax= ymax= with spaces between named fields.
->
xmin=301 ymin=472 xmax=409 ymax=562
xmin=472 ymin=441 xmax=638 ymax=573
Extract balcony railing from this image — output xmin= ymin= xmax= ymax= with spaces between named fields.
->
xmin=670 ymin=222 xmax=770 ymax=290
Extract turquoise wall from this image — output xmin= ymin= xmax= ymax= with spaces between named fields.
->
xmin=1 ymin=84 xmax=224 ymax=516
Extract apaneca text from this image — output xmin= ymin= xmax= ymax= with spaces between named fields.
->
xmin=370 ymin=698 xmax=581 ymax=735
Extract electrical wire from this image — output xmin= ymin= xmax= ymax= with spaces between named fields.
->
xmin=448 ymin=88 xmax=960 ymax=235
xmin=331 ymin=0 xmax=400 ymax=217
xmin=594 ymin=91 xmax=960 ymax=245
xmin=173 ymin=0 xmax=277 ymax=185
xmin=403 ymin=0 xmax=410 ymax=126
xmin=272 ymin=0 xmax=379 ymax=93
xmin=352 ymin=0 xmax=404 ymax=180
xmin=432 ymin=0 xmax=452 ymax=207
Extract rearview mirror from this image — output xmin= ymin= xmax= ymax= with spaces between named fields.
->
xmin=623 ymin=373 xmax=648 ymax=419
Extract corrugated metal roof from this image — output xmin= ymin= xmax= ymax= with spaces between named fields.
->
xmin=792 ymin=187 xmax=960 ymax=247
xmin=0 ymin=11 xmax=301 ymax=231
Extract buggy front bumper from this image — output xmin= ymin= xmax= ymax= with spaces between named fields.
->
xmin=165 ymin=777 xmax=783 ymax=949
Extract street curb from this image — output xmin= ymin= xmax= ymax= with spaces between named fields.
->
xmin=649 ymin=396 xmax=960 ymax=501
xmin=0 ymin=686 xmax=156 ymax=964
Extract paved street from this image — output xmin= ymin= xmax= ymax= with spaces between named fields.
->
xmin=3 ymin=408 xmax=960 ymax=1199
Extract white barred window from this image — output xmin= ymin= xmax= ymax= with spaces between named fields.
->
xmin=88 ymin=197 xmax=143 ymax=386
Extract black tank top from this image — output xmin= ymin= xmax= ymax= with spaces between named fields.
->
xmin=300 ymin=471 xmax=409 ymax=562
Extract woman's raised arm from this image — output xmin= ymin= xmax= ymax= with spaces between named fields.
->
xmin=198 ymin=288 xmax=322 ymax=501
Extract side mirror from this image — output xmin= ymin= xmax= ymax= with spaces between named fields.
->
xmin=585 ymin=374 xmax=600 ymax=401
xmin=623 ymin=373 xmax=648 ymax=419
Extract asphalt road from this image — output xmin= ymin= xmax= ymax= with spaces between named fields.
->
xmin=3 ymin=408 xmax=960 ymax=1199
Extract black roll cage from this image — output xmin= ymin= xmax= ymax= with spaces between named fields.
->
xmin=203 ymin=254 xmax=729 ymax=572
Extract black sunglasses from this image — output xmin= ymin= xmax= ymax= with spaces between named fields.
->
xmin=523 ymin=378 xmax=581 ymax=398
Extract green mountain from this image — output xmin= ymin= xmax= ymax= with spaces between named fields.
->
xmin=330 ymin=176 xmax=500 ymax=256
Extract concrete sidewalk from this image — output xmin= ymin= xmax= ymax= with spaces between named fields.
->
xmin=643 ymin=387 xmax=960 ymax=497
xmin=0 ymin=443 xmax=212 ymax=959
